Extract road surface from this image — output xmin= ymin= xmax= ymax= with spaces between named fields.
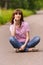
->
xmin=0 ymin=10 xmax=43 ymax=65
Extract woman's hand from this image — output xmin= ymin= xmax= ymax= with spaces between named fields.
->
xmin=18 ymin=44 xmax=26 ymax=51
xmin=14 ymin=19 xmax=16 ymax=25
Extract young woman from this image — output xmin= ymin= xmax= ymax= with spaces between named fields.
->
xmin=9 ymin=9 xmax=40 ymax=52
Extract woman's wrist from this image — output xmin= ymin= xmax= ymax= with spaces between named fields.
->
xmin=23 ymin=43 xmax=27 ymax=47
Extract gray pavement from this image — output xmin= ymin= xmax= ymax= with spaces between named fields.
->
xmin=0 ymin=10 xmax=43 ymax=65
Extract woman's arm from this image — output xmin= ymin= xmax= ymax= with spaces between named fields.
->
xmin=10 ymin=20 xmax=16 ymax=37
xmin=24 ymin=31 xmax=30 ymax=45
xmin=18 ymin=31 xmax=30 ymax=51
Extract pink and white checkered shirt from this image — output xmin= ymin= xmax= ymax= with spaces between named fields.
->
xmin=10 ymin=22 xmax=30 ymax=42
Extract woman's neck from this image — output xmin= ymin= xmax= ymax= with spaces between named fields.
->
xmin=15 ymin=20 xmax=21 ymax=27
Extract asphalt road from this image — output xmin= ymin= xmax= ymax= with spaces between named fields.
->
xmin=0 ymin=10 xmax=43 ymax=65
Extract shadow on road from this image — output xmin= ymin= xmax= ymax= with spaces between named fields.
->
xmin=11 ymin=49 xmax=43 ymax=53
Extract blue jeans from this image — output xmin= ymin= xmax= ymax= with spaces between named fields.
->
xmin=9 ymin=36 xmax=40 ymax=52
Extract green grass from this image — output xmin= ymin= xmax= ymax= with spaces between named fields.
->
xmin=0 ymin=9 xmax=34 ymax=25
xmin=20 ymin=9 xmax=34 ymax=17
xmin=0 ymin=9 xmax=13 ymax=25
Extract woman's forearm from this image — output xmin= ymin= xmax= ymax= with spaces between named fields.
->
xmin=11 ymin=20 xmax=16 ymax=36
xmin=18 ymin=37 xmax=30 ymax=51
xmin=11 ymin=26 xmax=16 ymax=36
xmin=24 ymin=37 xmax=30 ymax=46
xmin=24 ymin=32 xmax=30 ymax=46
xmin=13 ymin=24 xmax=16 ymax=36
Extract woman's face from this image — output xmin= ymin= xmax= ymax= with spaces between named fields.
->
xmin=14 ymin=13 xmax=21 ymax=21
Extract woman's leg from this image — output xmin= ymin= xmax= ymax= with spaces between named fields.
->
xmin=24 ymin=36 xmax=40 ymax=52
xmin=9 ymin=36 xmax=22 ymax=49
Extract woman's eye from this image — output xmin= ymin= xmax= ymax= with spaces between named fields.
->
xmin=15 ymin=13 xmax=17 ymax=15
xmin=19 ymin=13 xmax=21 ymax=15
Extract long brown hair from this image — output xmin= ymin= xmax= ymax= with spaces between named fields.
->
xmin=11 ymin=9 xmax=24 ymax=25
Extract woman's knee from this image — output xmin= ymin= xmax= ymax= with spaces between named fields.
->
xmin=34 ymin=36 xmax=40 ymax=43
xmin=9 ymin=36 xmax=16 ymax=48
xmin=9 ymin=36 xmax=14 ymax=43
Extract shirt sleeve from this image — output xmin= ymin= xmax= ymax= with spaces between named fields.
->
xmin=25 ymin=22 xmax=30 ymax=32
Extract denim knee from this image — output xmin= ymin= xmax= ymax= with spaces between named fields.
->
xmin=9 ymin=36 xmax=22 ymax=48
xmin=9 ymin=36 xmax=14 ymax=43
xmin=35 ymin=36 xmax=40 ymax=43
xmin=9 ymin=36 xmax=17 ymax=48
